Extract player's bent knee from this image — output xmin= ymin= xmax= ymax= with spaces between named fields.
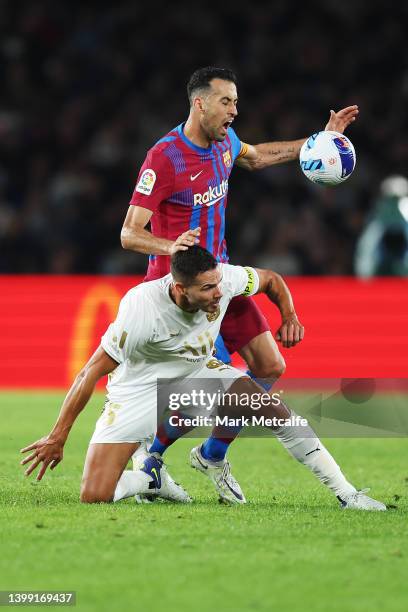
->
xmin=252 ymin=355 xmax=286 ymax=379
xmin=80 ymin=482 xmax=114 ymax=504
xmin=80 ymin=489 xmax=113 ymax=504
xmin=272 ymin=357 xmax=286 ymax=378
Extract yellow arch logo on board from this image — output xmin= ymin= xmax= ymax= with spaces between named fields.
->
xmin=68 ymin=283 xmax=121 ymax=383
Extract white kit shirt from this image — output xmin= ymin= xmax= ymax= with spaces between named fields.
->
xmin=101 ymin=264 xmax=259 ymax=404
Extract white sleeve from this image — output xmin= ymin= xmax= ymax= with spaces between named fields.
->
xmin=101 ymin=290 xmax=153 ymax=363
xmin=221 ymin=264 xmax=260 ymax=298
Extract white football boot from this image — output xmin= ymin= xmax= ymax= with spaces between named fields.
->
xmin=139 ymin=453 xmax=192 ymax=504
xmin=190 ymin=445 xmax=246 ymax=505
xmin=338 ymin=489 xmax=387 ymax=511
xmin=156 ymin=461 xmax=192 ymax=503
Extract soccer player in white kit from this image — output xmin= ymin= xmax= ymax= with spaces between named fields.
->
xmin=21 ymin=246 xmax=386 ymax=510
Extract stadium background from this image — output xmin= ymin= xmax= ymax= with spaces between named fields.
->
xmin=1 ymin=0 xmax=407 ymax=276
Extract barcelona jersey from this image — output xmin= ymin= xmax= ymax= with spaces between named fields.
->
xmin=130 ymin=123 xmax=246 ymax=281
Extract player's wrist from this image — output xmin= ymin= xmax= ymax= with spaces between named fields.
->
xmin=281 ymin=310 xmax=297 ymax=321
xmin=48 ymin=428 xmax=69 ymax=445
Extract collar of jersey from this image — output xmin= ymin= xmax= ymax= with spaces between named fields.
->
xmin=177 ymin=123 xmax=213 ymax=154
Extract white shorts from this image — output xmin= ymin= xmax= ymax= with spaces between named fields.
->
xmin=89 ymin=358 xmax=246 ymax=444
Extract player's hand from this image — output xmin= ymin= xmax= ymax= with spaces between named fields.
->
xmin=20 ymin=436 xmax=64 ymax=481
xmin=324 ymin=105 xmax=359 ymax=133
xmin=169 ymin=227 xmax=201 ymax=255
xmin=275 ymin=315 xmax=305 ymax=348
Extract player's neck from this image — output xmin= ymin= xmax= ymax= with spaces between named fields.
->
xmin=169 ymin=284 xmax=198 ymax=313
xmin=183 ymin=116 xmax=212 ymax=149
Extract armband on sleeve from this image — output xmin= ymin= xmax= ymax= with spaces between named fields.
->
xmin=237 ymin=142 xmax=249 ymax=159
xmin=242 ymin=266 xmax=259 ymax=296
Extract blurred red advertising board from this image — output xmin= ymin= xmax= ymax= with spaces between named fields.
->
xmin=0 ymin=276 xmax=407 ymax=389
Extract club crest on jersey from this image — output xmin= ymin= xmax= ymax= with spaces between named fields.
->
xmin=206 ymin=306 xmax=220 ymax=322
xmin=223 ymin=150 xmax=232 ymax=168
xmin=136 ymin=169 xmax=156 ymax=195
xmin=206 ymin=357 xmax=225 ymax=369
xmin=193 ymin=180 xmax=228 ymax=207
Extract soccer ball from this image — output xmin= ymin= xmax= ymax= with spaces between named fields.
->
xmin=299 ymin=131 xmax=356 ymax=186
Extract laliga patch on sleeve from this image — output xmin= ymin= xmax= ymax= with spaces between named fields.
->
xmin=135 ymin=169 xmax=157 ymax=195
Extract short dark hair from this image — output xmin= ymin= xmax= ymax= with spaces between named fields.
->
xmin=187 ymin=66 xmax=237 ymax=104
xmin=171 ymin=245 xmax=218 ymax=285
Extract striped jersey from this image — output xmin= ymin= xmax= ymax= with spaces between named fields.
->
xmin=130 ymin=123 xmax=247 ymax=281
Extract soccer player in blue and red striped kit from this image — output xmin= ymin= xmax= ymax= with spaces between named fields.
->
xmin=121 ymin=67 xmax=359 ymax=503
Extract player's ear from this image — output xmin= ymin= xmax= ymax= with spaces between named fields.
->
xmin=173 ymin=281 xmax=187 ymax=297
xmin=194 ymin=95 xmax=205 ymax=114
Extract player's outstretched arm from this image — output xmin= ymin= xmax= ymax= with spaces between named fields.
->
xmin=235 ymin=138 xmax=307 ymax=170
xmin=255 ymin=268 xmax=305 ymax=348
xmin=20 ymin=347 xmax=118 ymax=481
xmin=235 ymin=105 xmax=359 ymax=171
xmin=121 ymin=205 xmax=201 ymax=255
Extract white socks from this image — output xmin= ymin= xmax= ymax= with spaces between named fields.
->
xmin=113 ymin=470 xmax=152 ymax=502
xmin=131 ymin=440 xmax=151 ymax=469
xmin=275 ymin=412 xmax=356 ymax=498
xmin=114 ymin=418 xmax=356 ymax=502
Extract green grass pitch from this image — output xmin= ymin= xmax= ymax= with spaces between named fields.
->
xmin=1 ymin=391 xmax=407 ymax=612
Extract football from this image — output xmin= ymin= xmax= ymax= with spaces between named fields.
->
xmin=299 ymin=130 xmax=356 ymax=186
